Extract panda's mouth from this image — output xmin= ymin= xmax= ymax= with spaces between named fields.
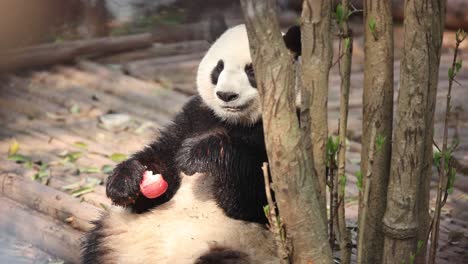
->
xmin=222 ymin=102 xmax=250 ymax=112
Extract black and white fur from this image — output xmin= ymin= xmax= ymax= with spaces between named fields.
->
xmin=82 ymin=24 xmax=301 ymax=264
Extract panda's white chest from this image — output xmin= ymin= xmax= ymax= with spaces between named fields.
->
xmin=101 ymin=173 xmax=277 ymax=263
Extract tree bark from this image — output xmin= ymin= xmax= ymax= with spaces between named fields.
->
xmin=300 ymin=0 xmax=333 ymax=226
xmin=418 ymin=1 xmax=446 ymax=263
xmin=393 ymin=0 xmax=466 ymax=30
xmin=382 ymin=1 xmax=445 ymax=263
xmin=358 ymin=1 xmax=394 ymax=263
xmin=240 ymin=1 xmax=332 ymax=263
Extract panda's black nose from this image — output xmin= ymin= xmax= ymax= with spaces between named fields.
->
xmin=216 ymin=92 xmax=239 ymax=102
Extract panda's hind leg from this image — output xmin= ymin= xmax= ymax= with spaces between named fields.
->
xmin=194 ymin=246 xmax=250 ymax=264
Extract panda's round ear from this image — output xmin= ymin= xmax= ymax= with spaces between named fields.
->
xmin=283 ymin=25 xmax=301 ymax=57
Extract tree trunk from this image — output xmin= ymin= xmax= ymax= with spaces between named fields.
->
xmin=336 ymin=1 xmax=353 ymax=263
xmin=357 ymin=1 xmax=394 ymax=263
xmin=300 ymin=0 xmax=333 ymax=226
xmin=417 ymin=1 xmax=446 ymax=263
xmin=240 ymin=1 xmax=332 ymax=263
xmin=393 ymin=0 xmax=466 ymax=30
xmin=382 ymin=1 xmax=445 ymax=263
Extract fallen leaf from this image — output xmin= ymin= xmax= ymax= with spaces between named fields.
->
xmin=101 ymin=164 xmax=114 ymax=174
xmin=8 ymin=139 xmax=19 ymax=156
xmin=8 ymin=154 xmax=32 ymax=163
xmin=69 ymin=104 xmax=81 ymax=114
xmin=109 ymin=153 xmax=127 ymax=163
xmin=73 ymin=141 xmax=88 ymax=149
xmin=71 ymin=186 xmax=94 ymax=197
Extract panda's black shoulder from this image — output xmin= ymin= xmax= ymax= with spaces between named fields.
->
xmin=179 ymin=95 xmax=221 ymax=129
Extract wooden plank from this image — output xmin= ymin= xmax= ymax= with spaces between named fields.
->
xmin=97 ymin=41 xmax=209 ymax=64
xmin=0 ymin=197 xmax=82 ymax=263
xmin=0 ymin=172 xmax=101 ymax=231
xmin=0 ymin=33 xmax=156 ymax=73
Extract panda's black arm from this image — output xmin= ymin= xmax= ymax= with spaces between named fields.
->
xmin=106 ymin=97 xmax=197 ymax=213
xmin=176 ymin=129 xmax=269 ymax=223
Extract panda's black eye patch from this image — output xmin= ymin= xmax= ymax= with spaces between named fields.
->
xmin=245 ymin=63 xmax=257 ymax=88
xmin=211 ymin=60 xmax=224 ymax=85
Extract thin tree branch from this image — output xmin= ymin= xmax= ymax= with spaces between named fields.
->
xmin=262 ymin=162 xmax=290 ymax=264
xmin=428 ymin=29 xmax=466 ymax=264
xmin=358 ymin=126 xmax=377 ymax=261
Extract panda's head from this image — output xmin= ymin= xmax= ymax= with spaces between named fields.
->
xmin=197 ymin=24 xmax=301 ymax=125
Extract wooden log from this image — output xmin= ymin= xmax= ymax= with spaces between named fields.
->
xmin=0 ymin=33 xmax=156 ymax=73
xmin=0 ymin=197 xmax=82 ymax=263
xmin=0 ymin=172 xmax=101 ymax=231
xmin=0 ymin=157 xmax=111 ymax=211
xmin=76 ymin=61 xmax=188 ymax=117
xmin=0 ymin=233 xmax=57 ymax=264
xmin=0 ymin=16 xmax=226 ymax=73
xmin=97 ymin=41 xmax=209 ymax=64
xmin=122 ymin=53 xmax=202 ymax=85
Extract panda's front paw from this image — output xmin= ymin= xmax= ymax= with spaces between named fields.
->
xmin=106 ymin=159 xmax=146 ymax=206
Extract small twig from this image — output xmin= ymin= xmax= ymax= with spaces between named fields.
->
xmin=428 ymin=29 xmax=466 ymax=264
xmin=329 ymin=156 xmax=337 ymax=249
xmin=262 ymin=162 xmax=290 ymax=263
xmin=335 ymin=2 xmax=353 ymax=262
xmin=432 ymin=139 xmax=442 ymax=152
xmin=357 ymin=126 xmax=376 ymax=263
xmin=331 ymin=50 xmax=345 ymax=69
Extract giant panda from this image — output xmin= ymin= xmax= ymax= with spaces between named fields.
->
xmin=82 ymin=24 xmax=301 ymax=264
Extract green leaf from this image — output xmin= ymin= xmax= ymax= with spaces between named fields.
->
xmin=409 ymin=252 xmax=416 ymax=264
xmin=69 ymin=104 xmax=81 ymax=114
xmin=335 ymin=4 xmax=344 ymax=25
xmin=78 ymin=166 xmax=101 ymax=174
xmin=71 ymin=186 xmax=94 ymax=197
xmin=101 ymin=164 xmax=114 ymax=174
xmin=433 ymin=150 xmax=442 ymax=168
xmin=109 ymin=153 xmax=127 ymax=163
xmin=99 ymin=203 xmax=109 ymax=211
xmin=448 ymin=67 xmax=454 ymax=79
xmin=356 ymin=170 xmax=363 ymax=192
xmin=84 ymin=177 xmax=103 ymax=188
xmin=375 ymin=134 xmax=386 ymax=153
xmin=62 ymin=181 xmax=83 ymax=191
xmin=8 ymin=140 xmax=20 ymax=156
xmin=73 ymin=141 xmax=88 ymax=149
xmin=455 ymin=60 xmax=462 ymax=74
xmin=344 ymin=37 xmax=351 ymax=51
xmin=340 ymin=174 xmax=347 ymax=196
xmin=417 ymin=240 xmax=424 ymax=253
xmin=263 ymin=205 xmax=270 ymax=219
xmin=33 ymin=163 xmax=50 ymax=183
xmin=368 ymin=17 xmax=376 ymax=32
xmin=447 ymin=168 xmax=456 ymax=194
xmin=8 ymin=154 xmax=32 ymax=163
xmin=63 ymin=151 xmax=83 ymax=163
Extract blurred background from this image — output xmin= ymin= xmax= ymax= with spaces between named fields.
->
xmin=0 ymin=1 xmax=467 ymax=263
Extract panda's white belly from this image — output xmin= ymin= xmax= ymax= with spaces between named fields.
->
xmin=98 ymin=173 xmax=279 ymax=263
